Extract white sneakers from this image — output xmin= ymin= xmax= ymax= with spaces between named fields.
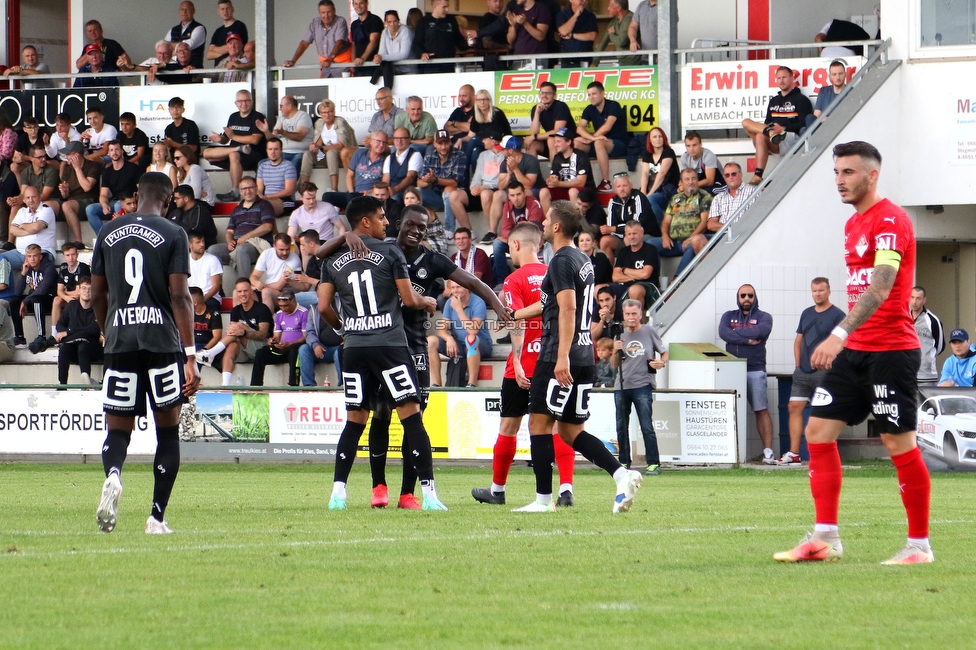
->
xmin=96 ymin=474 xmax=123 ymax=533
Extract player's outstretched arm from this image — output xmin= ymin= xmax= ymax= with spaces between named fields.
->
xmin=169 ymin=273 xmax=200 ymax=396
xmin=395 ymin=278 xmax=430 ymax=310
xmin=448 ymin=267 xmax=511 ymax=326
xmin=317 ymin=282 xmax=341 ymax=329
xmin=315 ymin=230 xmax=370 ymax=259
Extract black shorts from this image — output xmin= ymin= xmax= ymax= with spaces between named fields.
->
xmin=102 ymin=351 xmax=187 ymax=417
xmin=209 ymin=148 xmax=264 ymax=172
xmin=810 ymin=348 xmax=920 ymax=434
xmin=342 ymin=345 xmax=421 ymax=411
xmin=528 ymin=361 xmax=595 ymax=425
xmin=367 ymin=348 xmax=430 ymax=411
xmin=500 ymin=376 xmax=530 ymax=418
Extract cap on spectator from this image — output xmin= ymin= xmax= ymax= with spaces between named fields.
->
xmin=278 ymin=287 xmax=296 ymax=300
xmin=226 ymin=32 xmax=243 ymax=42
xmin=552 ymin=126 xmax=574 ymax=139
xmin=434 ymin=129 xmax=450 ymax=142
xmin=950 ymin=328 xmax=969 ymax=342
xmin=84 ymin=43 xmax=102 ymax=55
xmin=482 ymin=128 xmax=503 ymax=143
xmin=496 ymin=135 xmax=521 ymax=151
xmin=59 ymin=141 xmax=85 ymax=156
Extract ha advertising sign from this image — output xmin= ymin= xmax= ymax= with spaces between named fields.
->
xmin=118 ymin=82 xmax=250 ymax=147
xmin=681 ymin=57 xmax=864 ymax=130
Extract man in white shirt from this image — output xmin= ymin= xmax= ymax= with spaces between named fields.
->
xmin=250 ymin=233 xmax=302 ymax=312
xmin=81 ymin=106 xmax=118 ymax=163
xmin=382 ymin=127 xmax=424 ymax=201
xmin=257 ymin=95 xmax=312 ymax=174
xmin=1 ymin=186 xmax=56 ymax=290
xmin=188 ymin=231 xmax=224 ymax=312
xmin=287 ymin=182 xmax=344 ymax=241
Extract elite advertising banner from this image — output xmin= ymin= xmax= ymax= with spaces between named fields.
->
xmin=680 ymin=57 xmax=865 ymax=130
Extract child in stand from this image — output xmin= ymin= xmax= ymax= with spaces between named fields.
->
xmin=595 ymin=336 xmax=615 ymax=388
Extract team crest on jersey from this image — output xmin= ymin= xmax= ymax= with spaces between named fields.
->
xmin=416 ymin=267 xmax=428 ymax=279
xmin=875 ymin=234 xmax=896 ymax=251
xmin=854 ymin=235 xmax=868 ymax=257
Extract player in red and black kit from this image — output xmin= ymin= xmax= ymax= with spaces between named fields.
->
xmin=471 ymin=222 xmax=577 ymax=506
xmin=775 ymin=142 xmax=933 ymax=565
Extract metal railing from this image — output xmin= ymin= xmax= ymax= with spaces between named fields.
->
xmin=676 ymin=39 xmax=883 ymax=63
xmin=648 ymin=38 xmax=893 ymax=325
xmin=1 ymin=68 xmax=253 ymax=88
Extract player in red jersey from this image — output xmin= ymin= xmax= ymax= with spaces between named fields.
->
xmin=775 ymin=141 xmax=932 ymax=566
xmin=471 ymin=223 xmax=577 ymax=506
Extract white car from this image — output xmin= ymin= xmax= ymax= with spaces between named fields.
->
xmin=916 ymin=394 xmax=976 ymax=468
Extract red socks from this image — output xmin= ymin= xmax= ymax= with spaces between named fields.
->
xmin=553 ymin=434 xmax=575 ymax=485
xmin=491 ymin=435 xmax=517 ymax=487
xmin=808 ymin=441 xmax=842 ymax=526
xmin=891 ymin=446 xmax=931 ymax=539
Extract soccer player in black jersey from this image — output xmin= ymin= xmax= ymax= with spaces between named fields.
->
xmin=318 ymin=196 xmax=447 ymax=510
xmin=517 ymin=200 xmax=644 ymax=513
xmin=91 ymin=172 xmax=200 ymax=534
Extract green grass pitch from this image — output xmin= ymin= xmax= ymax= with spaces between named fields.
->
xmin=1 ymin=462 xmax=974 ymax=649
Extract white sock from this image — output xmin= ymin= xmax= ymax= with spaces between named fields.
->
xmin=612 ymin=467 xmax=628 ymax=483
xmin=421 ymin=480 xmax=437 ymax=499
xmin=51 ymin=326 xmax=57 ymax=336
xmin=559 ymin=483 xmax=573 ymax=494
xmin=908 ymin=537 xmax=931 ymax=550
xmin=490 ymin=482 xmax=505 ymax=494
xmin=536 ymin=493 xmax=552 ymax=504
xmin=332 ymin=481 xmax=346 ymax=499
xmin=763 ymin=447 xmax=774 ymax=458
xmin=221 ymin=371 xmax=233 ymax=386
xmin=814 ymin=524 xmax=839 ymax=534
xmin=209 ymin=341 xmax=227 ymax=356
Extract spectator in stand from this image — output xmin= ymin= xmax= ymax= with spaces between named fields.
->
xmin=492 ymin=180 xmax=543 ymax=287
xmin=449 ymin=130 xmax=506 ymax=242
xmin=556 ymin=0 xmax=598 ymax=69
xmin=411 ymin=0 xmax=468 ymax=74
xmin=578 ymin=229 xmax=612 ymax=292
xmin=164 ymin=1 xmax=207 ymax=68
xmin=383 ymin=127 xmax=424 ymax=201
xmin=148 ymin=42 xmax=195 ymax=85
xmin=590 ymin=285 xmax=623 ymax=341
xmin=117 ymin=40 xmax=172 ymax=84
xmin=605 ymin=172 xmax=659 ymax=255
xmin=679 ymin=131 xmax=725 ymax=196
xmin=939 ymin=329 xmax=976 ymax=388
xmin=628 ymin=0 xmax=657 ymax=61
xmin=812 ymin=59 xmax=849 ymax=122
xmin=257 ymin=96 xmax=312 ymax=175
xmin=300 ymin=100 xmax=355 ymax=189
xmin=196 ymin=277 xmax=273 ymax=385
xmin=395 ymin=97 xmax=438 ymax=155
xmin=12 ymin=118 xmax=47 ymax=181
xmin=594 ymin=0 xmax=641 ymax=67
xmin=81 ymin=106 xmax=118 ymax=163
xmin=322 ymin=131 xmax=388 ymax=210
xmin=283 ymin=0 xmax=350 ymax=79
xmin=575 ymin=187 xmax=606 ymax=239
xmin=419 ymin=130 xmax=469 ymax=233
xmin=172 ymin=187 xmax=217 ymax=247
xmin=368 ymin=87 xmax=403 ymax=140
xmin=250 ymin=233 xmax=303 ymax=312
xmin=299 ymin=299 xmax=343 ymax=386
xmin=687 ymin=162 xmax=757 ymax=259
xmin=8 ymin=145 xmax=59 ymax=232
xmin=496 ymin=136 xmax=546 ymax=216
xmin=815 ymin=19 xmax=870 ymax=58
xmin=372 ymin=183 xmax=403 ymax=239
xmin=208 ymin=0 xmax=249 ymax=67
xmin=911 ymin=286 xmax=945 ymax=386
xmin=189 ymin=286 xmax=223 ymax=370
xmin=292 ymin=229 xmax=323 ymax=309
xmin=639 ymin=126 xmax=679 ymax=226
xmin=350 ymin=0 xmax=383 ymax=76
xmin=741 ymin=66 xmax=812 ymax=185
xmin=147 ymin=143 xmax=179 ymax=188
xmin=448 ymin=227 xmax=492 ymax=289
xmin=547 ymin=127 xmax=594 ymax=204
xmin=403 ymin=186 xmax=448 ymax=254
xmin=611 ymin=220 xmax=659 ymax=309
xmin=187 ymin=230 xmax=223 ymax=312
xmin=250 ymin=288 xmax=309 ymax=387
xmin=173 ymin=146 xmax=214 ymax=206
xmin=116 ymin=113 xmax=150 ymax=169
xmin=45 ymin=113 xmax=81 ymax=164
xmin=526 ymin=82 xmax=571 ymax=160
xmin=372 ymin=10 xmax=414 ymax=89
xmin=648 ymin=168 xmax=711 ymax=272
xmin=288 ymin=182 xmax=344 ymax=242
xmin=55 ymin=275 xmax=101 ymax=385
xmin=429 ymin=279 xmax=492 ymax=388
xmin=718 ymin=284 xmax=775 ymax=464
xmin=216 ymin=33 xmax=253 ymax=83
xmin=74 ymin=43 xmax=120 ymax=88
xmin=163 ymin=97 xmax=200 ymax=155
xmin=207 ymin=177 xmax=275 ymax=280
xmin=594 ymin=336 xmax=615 ymax=387
xmin=10 ymin=243 xmax=56 ymax=352
xmin=507 ymin=0 xmax=551 ymax=56
xmin=57 ymin=142 xmax=101 ymax=245
xmin=85 ymin=141 xmax=140 ymax=236
xmin=74 ymin=20 xmax=126 ymax=71
xmin=0 ymin=113 xmax=19 ymax=207
xmin=206 ymin=89 xmax=268 ymax=203
xmin=445 ymin=85 xmax=476 ymax=154
xmin=255 ymin=138 xmax=298 ymax=217
xmin=5 ymin=45 xmax=54 ymax=89
xmin=468 ymin=0 xmax=508 ymax=49
xmin=3 ymin=186 xmax=56 ymax=299
xmin=465 ymin=90 xmax=512 ymax=172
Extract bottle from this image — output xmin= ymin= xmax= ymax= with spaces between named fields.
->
xmin=322 ymin=377 xmax=331 ymax=387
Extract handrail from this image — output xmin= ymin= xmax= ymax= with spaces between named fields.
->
xmin=677 ymin=39 xmax=883 ymax=65
xmin=648 ymin=38 xmax=893 ymax=325
xmin=690 ymin=38 xmax=782 ymax=48
xmin=2 ymin=67 xmax=251 ymax=88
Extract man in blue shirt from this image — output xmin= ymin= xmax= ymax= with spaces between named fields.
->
xmin=939 ymin=329 xmax=976 ymax=387
xmin=429 ymin=280 xmax=492 ymax=387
